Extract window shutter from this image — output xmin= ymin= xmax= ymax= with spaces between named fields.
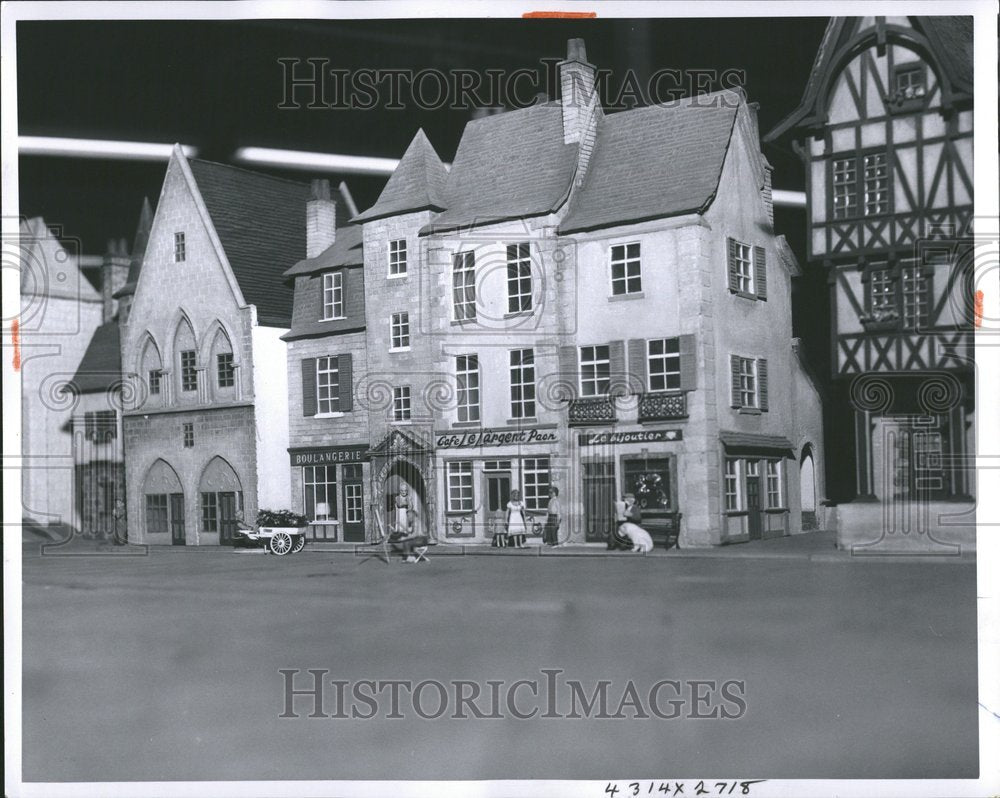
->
xmin=754 ymin=245 xmax=767 ymax=300
xmin=757 ymin=358 xmax=769 ymax=411
xmin=678 ymin=334 xmax=697 ymax=391
xmin=727 ymin=237 xmax=739 ymax=292
xmin=301 ymin=358 xmax=317 ymax=417
xmin=730 ymin=355 xmax=741 ymax=408
xmin=337 ymin=354 xmax=353 ymax=412
xmin=558 ymin=345 xmax=577 ymax=397
xmin=627 ymin=339 xmax=647 ymax=393
xmin=609 ymin=340 xmax=625 ymax=393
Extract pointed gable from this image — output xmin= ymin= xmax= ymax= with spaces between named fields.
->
xmin=19 ymin=217 xmax=101 ymax=302
xmin=114 ymin=196 xmax=155 ymax=299
xmin=353 ymin=129 xmax=448 ymax=223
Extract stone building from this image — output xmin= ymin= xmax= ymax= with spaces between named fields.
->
xmin=119 ymin=147 xmax=325 ymax=545
xmin=286 ymin=39 xmax=824 ymax=547
xmin=766 ymin=16 xmax=974 ymax=552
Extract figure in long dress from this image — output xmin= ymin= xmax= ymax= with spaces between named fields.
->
xmin=393 ymin=486 xmax=411 ymax=535
xmin=506 ymin=489 xmax=528 ymax=548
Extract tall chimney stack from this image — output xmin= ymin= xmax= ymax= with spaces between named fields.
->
xmin=559 ymin=38 xmax=597 ymax=145
xmin=101 ymin=237 xmax=130 ymax=323
xmin=306 ymin=178 xmax=336 ymax=258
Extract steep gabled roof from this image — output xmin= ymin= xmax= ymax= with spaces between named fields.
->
xmin=19 ymin=217 xmax=102 ymax=302
xmin=559 ymin=91 xmax=740 ymax=234
xmin=67 ymin=321 xmax=121 ymax=394
xmin=352 ymin=129 xmax=448 ymax=223
xmin=765 ymin=16 xmax=974 ymax=143
xmin=421 ymin=102 xmax=579 ymax=233
xmin=187 ymin=159 xmax=318 ymax=327
xmin=113 ymin=196 xmax=154 ymax=299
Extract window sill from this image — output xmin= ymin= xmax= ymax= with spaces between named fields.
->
xmin=737 ymin=407 xmax=762 ymax=416
xmin=387 ymin=273 xmax=408 ymax=280
xmin=445 ymin=510 xmax=476 ymax=517
xmin=388 ymin=347 xmax=411 ymax=353
xmin=609 ymin=291 xmax=644 ymax=302
xmin=728 ymin=289 xmax=759 ymax=301
xmin=452 ymin=421 xmax=481 ymax=429
xmin=318 ymin=316 xmax=347 ymax=323
xmin=451 ymin=318 xmax=477 ymax=327
xmin=390 ymin=419 xmax=413 ymax=425
xmin=503 ymin=309 xmax=534 ymax=319
xmin=506 ymin=417 xmax=538 ymax=426
xmin=313 ymin=412 xmax=345 ymax=419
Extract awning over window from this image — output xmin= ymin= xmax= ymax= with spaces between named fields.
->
xmin=719 ymin=432 xmax=795 ymax=458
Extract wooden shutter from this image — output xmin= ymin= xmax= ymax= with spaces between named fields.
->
xmin=754 ymin=245 xmax=767 ymax=300
xmin=627 ymin=339 xmax=647 ymax=393
xmin=757 ymin=358 xmax=769 ymax=411
xmin=337 ymin=354 xmax=353 ymax=412
xmin=558 ymin=345 xmax=577 ymax=396
xmin=301 ymin=358 xmax=317 ymax=417
xmin=730 ymin=355 xmax=742 ymax=408
xmin=609 ymin=340 xmax=625 ymax=392
xmin=727 ymin=237 xmax=739 ymax=292
xmin=678 ymin=334 xmax=697 ymax=391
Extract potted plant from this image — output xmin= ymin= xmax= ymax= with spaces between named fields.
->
xmin=859 ymin=308 xmax=900 ymax=332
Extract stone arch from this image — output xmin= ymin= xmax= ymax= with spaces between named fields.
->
xmin=201 ymin=320 xmax=238 ymax=400
xmin=171 ymin=312 xmax=198 ymax=401
xmin=141 ymin=458 xmax=184 ymax=542
xmin=198 ymin=455 xmax=243 ymax=494
xmin=799 ymin=443 xmax=817 ymax=514
xmin=197 ymin=456 xmax=245 ymax=542
xmin=382 ymin=457 xmax=428 ymax=538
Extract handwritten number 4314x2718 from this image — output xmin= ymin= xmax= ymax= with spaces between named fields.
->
xmin=604 ymin=781 xmax=767 ymax=797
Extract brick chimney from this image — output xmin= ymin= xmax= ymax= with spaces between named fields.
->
xmin=559 ymin=38 xmax=597 ymax=145
xmin=101 ymin=237 xmax=129 ymax=323
xmin=306 ymin=179 xmax=336 ymax=258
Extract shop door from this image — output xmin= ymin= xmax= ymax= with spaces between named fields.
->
xmin=484 ymin=472 xmax=512 ymax=534
xmin=219 ymin=492 xmax=238 ymax=545
xmin=342 ymin=466 xmax=365 ymax=542
xmin=746 ymin=462 xmax=763 ymax=541
xmin=169 ymin=493 xmax=186 ymax=546
xmin=583 ymin=461 xmax=615 ymax=543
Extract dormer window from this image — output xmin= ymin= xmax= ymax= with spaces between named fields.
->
xmin=321 ymin=272 xmax=344 ymax=320
xmin=894 ymin=64 xmax=926 ymax=99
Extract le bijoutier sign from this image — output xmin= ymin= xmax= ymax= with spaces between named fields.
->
xmin=435 ymin=426 xmax=557 ymax=449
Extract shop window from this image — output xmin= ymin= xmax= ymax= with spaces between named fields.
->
xmin=146 ymin=493 xmax=168 ymax=534
xmin=623 ymin=457 xmax=673 ymax=514
xmin=447 ymin=461 xmax=474 ymax=512
xmin=201 ymin=492 xmax=218 ymax=533
xmin=304 ymin=465 xmax=337 ymax=521
xmin=522 ymin=457 xmax=550 ymax=511
xmin=766 ymin=460 xmax=784 ymax=508
xmin=724 ymin=459 xmax=742 ymax=512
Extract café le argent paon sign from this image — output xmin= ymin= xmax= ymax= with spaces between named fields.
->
xmin=435 ymin=426 xmax=558 ymax=450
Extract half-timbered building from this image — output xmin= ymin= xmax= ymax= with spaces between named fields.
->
xmin=766 ymin=16 xmax=975 ymax=551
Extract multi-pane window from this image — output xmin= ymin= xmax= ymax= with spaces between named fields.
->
xmin=522 ymin=457 xmax=550 ymax=512
xmin=895 ymin=65 xmax=926 ymax=99
xmin=732 ymin=241 xmax=753 ymax=293
xmin=344 ymin=483 xmax=364 ymax=524
xmin=322 ymin=271 xmax=344 ymax=320
xmin=149 ymin=369 xmax=162 ymax=395
xmin=863 ymin=153 xmax=889 ymax=216
xmin=390 ymin=312 xmax=410 ymax=349
xmin=183 ymin=422 xmax=194 ymax=448
xmin=316 ymin=356 xmax=340 ymax=415
xmin=832 ymin=158 xmax=858 ymax=219
xmin=869 ymin=265 xmax=896 ymax=314
xmin=146 ymin=494 xmax=168 ymax=535
xmin=507 ymin=243 xmax=532 ymax=313
xmin=724 ymin=460 xmax=742 ymax=512
xmin=579 ymin=345 xmax=611 ymax=397
xmin=217 ymin=353 xmax=235 ymax=388
xmin=766 ymin=460 xmax=783 ymax=508
xmin=901 ymin=260 xmax=930 ymax=329
xmin=174 ymin=232 xmax=186 ymax=263
xmin=509 ymin=348 xmax=536 ymax=419
xmin=446 ymin=461 xmax=474 ymax=512
xmin=610 ymin=243 xmax=642 ymax=295
xmin=83 ymin=410 xmax=117 ymax=442
xmin=737 ymin=357 xmax=757 ymax=409
xmin=392 ymin=386 xmax=412 ymax=422
xmin=304 ymin=465 xmax=337 ymax=521
xmin=455 ymin=354 xmax=480 ymax=423
xmin=388 ymin=239 xmax=407 ymax=276
xmin=180 ymin=350 xmax=197 ymax=392
xmin=453 ymin=251 xmax=476 ymax=321
xmin=201 ymin=492 xmax=218 ymax=533
xmin=648 ymin=338 xmax=681 ymax=392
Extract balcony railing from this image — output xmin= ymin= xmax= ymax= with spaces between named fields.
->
xmin=568 ymin=396 xmax=616 ymax=426
xmin=638 ymin=392 xmax=687 ymax=422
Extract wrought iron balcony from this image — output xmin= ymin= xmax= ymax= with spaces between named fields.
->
xmin=568 ymin=396 xmax=616 ymax=426
xmin=638 ymin=392 xmax=687 ymax=422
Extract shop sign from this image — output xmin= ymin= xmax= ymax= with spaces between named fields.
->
xmin=435 ymin=426 xmax=558 ymax=449
xmin=289 ymin=445 xmax=369 ymax=466
xmin=579 ymin=429 xmax=683 ymax=446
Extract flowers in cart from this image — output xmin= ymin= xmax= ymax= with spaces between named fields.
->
xmin=236 ymin=509 xmax=309 ymax=555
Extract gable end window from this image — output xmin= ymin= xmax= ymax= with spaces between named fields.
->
xmin=727 ymin=239 xmax=767 ymax=299
xmin=217 ymin=353 xmax=235 ymax=388
xmin=180 ymin=350 xmax=197 ymax=392
xmin=389 ymin=239 xmax=407 ymax=276
xmin=610 ymin=243 xmax=642 ymax=296
xmin=148 ymin=369 xmax=162 ymax=395
xmin=174 ymin=232 xmax=186 ymax=263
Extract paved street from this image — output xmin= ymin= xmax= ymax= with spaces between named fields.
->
xmin=21 ymin=540 xmax=978 ymax=782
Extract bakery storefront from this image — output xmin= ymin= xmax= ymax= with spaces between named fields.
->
xmin=573 ymin=428 xmax=683 ymax=546
xmin=435 ymin=424 xmax=563 ymax=543
xmin=289 ymin=444 xmax=370 ymax=542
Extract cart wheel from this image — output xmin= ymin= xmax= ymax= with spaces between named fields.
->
xmin=292 ymin=535 xmax=306 ymax=554
xmin=270 ymin=531 xmax=293 ymax=556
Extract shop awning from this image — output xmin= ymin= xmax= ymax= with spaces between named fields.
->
xmin=719 ymin=432 xmax=796 ymax=458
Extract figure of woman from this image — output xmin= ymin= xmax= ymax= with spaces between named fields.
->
xmin=506 ymin=490 xmax=528 ymax=549
xmin=393 ymin=486 xmax=411 ymax=535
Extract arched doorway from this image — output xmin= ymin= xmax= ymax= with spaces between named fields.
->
xmin=198 ymin=456 xmax=244 ymax=545
xmin=384 ymin=459 xmax=427 ymax=538
xmin=800 ymin=444 xmax=817 ymax=530
xmin=143 ymin=459 xmax=185 ymax=545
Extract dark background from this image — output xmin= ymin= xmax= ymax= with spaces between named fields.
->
xmin=16 ymin=18 xmax=828 ymax=253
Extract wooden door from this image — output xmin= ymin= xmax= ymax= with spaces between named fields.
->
xmin=169 ymin=493 xmax=186 ymax=546
xmin=746 ymin=461 xmax=762 ymax=541
xmin=583 ymin=461 xmax=615 ymax=543
xmin=219 ymin=492 xmax=237 ymax=545
xmin=342 ymin=468 xmax=365 ymax=542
